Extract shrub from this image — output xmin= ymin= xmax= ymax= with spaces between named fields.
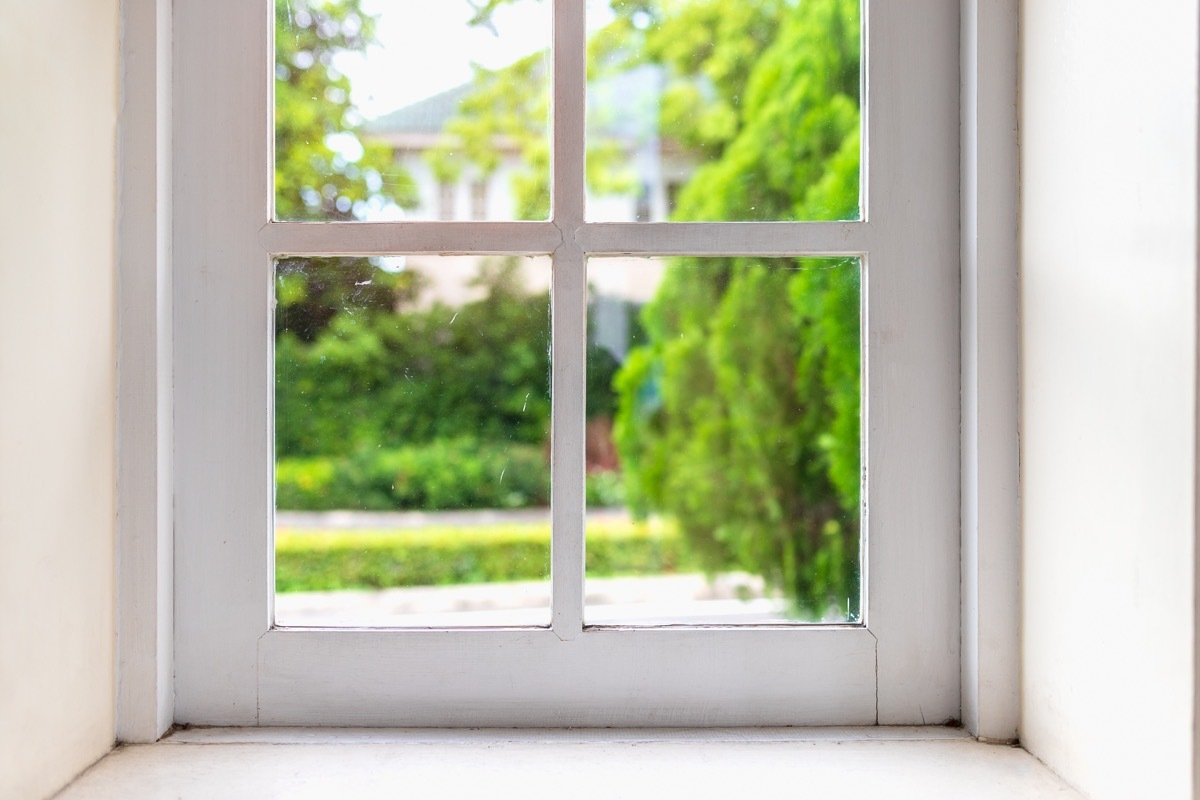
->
xmin=276 ymin=438 xmax=550 ymax=512
xmin=585 ymin=470 xmax=625 ymax=508
xmin=276 ymin=260 xmax=553 ymax=459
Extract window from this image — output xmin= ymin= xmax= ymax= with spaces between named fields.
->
xmin=471 ymin=179 xmax=488 ymax=220
xmin=173 ymin=0 xmax=960 ymax=726
xmin=438 ymin=182 xmax=456 ymax=220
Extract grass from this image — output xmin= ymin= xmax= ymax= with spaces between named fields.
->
xmin=275 ymin=517 xmax=702 ymax=593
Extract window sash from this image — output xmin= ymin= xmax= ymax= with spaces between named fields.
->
xmin=173 ymin=0 xmax=960 ymax=726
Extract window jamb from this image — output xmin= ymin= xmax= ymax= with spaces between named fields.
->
xmin=958 ymin=0 xmax=1020 ymax=742
xmin=115 ymin=0 xmax=174 ymax=744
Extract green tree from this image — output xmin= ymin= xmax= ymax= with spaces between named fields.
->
xmin=613 ymin=0 xmax=862 ymax=617
xmin=274 ymin=0 xmax=419 ymax=339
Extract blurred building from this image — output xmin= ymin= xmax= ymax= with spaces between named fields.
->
xmin=361 ymin=64 xmax=689 ymax=360
xmin=361 ymin=63 xmax=694 ymax=224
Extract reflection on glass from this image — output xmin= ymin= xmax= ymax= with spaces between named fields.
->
xmin=274 ymin=255 xmax=553 ymax=627
xmin=584 ymin=0 xmax=861 ymax=222
xmin=274 ymin=0 xmax=551 ymax=222
xmin=585 ymin=256 xmax=862 ymax=625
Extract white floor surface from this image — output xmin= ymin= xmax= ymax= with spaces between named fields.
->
xmin=57 ymin=727 xmax=1085 ymax=799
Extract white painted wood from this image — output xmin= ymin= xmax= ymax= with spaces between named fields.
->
xmin=173 ymin=0 xmax=272 ymax=724
xmin=58 ymin=733 xmax=1085 ymax=800
xmin=550 ymin=243 xmax=587 ymax=639
xmin=258 ymin=220 xmax=563 ymax=256
xmin=577 ymin=221 xmax=872 ymax=256
xmin=548 ymin=0 xmax=589 ymax=640
xmin=116 ymin=0 xmax=173 ymax=743
xmin=259 ymin=220 xmax=868 ymax=258
xmin=257 ymin=628 xmax=876 ymax=726
xmin=863 ymin=0 xmax=961 ymax=725
xmin=552 ymin=0 xmax=586 ymax=228
xmin=166 ymin=726 xmax=971 ymax=744
xmin=959 ymin=0 xmax=1019 ymax=743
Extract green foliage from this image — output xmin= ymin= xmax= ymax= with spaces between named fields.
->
xmin=607 ymin=0 xmax=788 ymax=162
xmin=277 ymin=259 xmax=552 ymax=458
xmin=613 ymin=0 xmax=863 ymax=617
xmin=274 ymin=0 xmax=418 ymax=339
xmin=277 ymin=438 xmax=551 ymax=511
xmin=275 ymin=518 xmax=695 ymax=592
xmin=278 ymin=448 xmax=626 ymax=512
xmin=277 ymin=525 xmax=548 ymax=591
xmin=275 ymin=257 xmax=427 ymax=342
xmin=275 ymin=0 xmax=402 ymax=221
xmin=669 ymin=0 xmax=860 ymax=222
xmin=585 ymin=470 xmax=626 ymax=508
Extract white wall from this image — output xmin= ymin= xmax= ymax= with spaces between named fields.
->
xmin=0 ymin=1 xmax=119 ymax=797
xmin=1020 ymin=3 xmax=1197 ymax=798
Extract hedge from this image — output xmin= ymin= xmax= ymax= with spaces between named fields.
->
xmin=276 ymin=438 xmax=550 ymax=512
xmin=275 ymin=518 xmax=696 ymax=592
xmin=277 ymin=439 xmax=625 ymax=512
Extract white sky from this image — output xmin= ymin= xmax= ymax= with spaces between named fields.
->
xmin=339 ymin=0 xmax=547 ymax=120
xmin=338 ymin=0 xmax=611 ymax=120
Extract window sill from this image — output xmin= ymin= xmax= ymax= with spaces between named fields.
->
xmin=59 ymin=728 xmax=1082 ymax=799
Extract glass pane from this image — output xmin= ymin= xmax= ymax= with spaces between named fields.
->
xmin=274 ymin=0 xmax=551 ymax=222
xmin=584 ymin=0 xmax=861 ymax=222
xmin=274 ymin=255 xmax=553 ymax=627
xmin=585 ymin=256 xmax=861 ymax=624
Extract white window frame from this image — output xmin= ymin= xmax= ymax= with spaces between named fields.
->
xmin=116 ymin=0 xmax=1019 ymax=739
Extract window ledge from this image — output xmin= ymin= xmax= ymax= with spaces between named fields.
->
xmin=59 ymin=728 xmax=1082 ymax=799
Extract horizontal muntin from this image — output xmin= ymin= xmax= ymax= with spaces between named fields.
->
xmin=259 ymin=220 xmax=871 ymax=258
